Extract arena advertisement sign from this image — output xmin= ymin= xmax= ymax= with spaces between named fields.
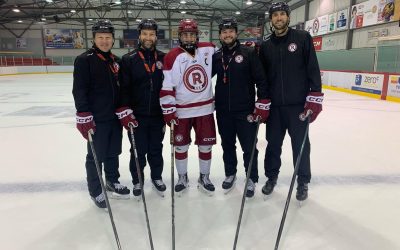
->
xmin=387 ymin=75 xmax=400 ymax=98
xmin=351 ymin=73 xmax=384 ymax=94
xmin=44 ymin=29 xmax=84 ymax=49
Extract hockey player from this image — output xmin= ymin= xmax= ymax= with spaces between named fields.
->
xmin=160 ymin=19 xmax=217 ymax=196
xmin=212 ymin=17 xmax=269 ymax=198
xmin=119 ymin=19 xmax=167 ymax=199
xmin=72 ymin=19 xmax=130 ymax=209
xmin=258 ymin=2 xmax=324 ymax=201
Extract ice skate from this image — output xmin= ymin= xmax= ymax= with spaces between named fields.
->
xmin=132 ymin=183 xmax=142 ymax=201
xmin=197 ymin=173 xmax=215 ymax=196
xmin=106 ymin=181 xmax=130 ymax=199
xmin=152 ymin=179 xmax=166 ymax=197
xmin=222 ymin=175 xmax=236 ymax=194
xmin=262 ymin=177 xmax=277 ymax=201
xmin=175 ymin=173 xmax=189 ymax=197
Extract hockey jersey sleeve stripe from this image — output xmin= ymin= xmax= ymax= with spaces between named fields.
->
xmin=176 ymin=98 xmax=213 ymax=109
xmin=160 ymin=89 xmax=175 ymax=98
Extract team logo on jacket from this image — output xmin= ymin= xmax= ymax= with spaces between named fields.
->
xmin=156 ymin=61 xmax=163 ymax=70
xmin=183 ymin=64 xmax=208 ymax=93
xmin=288 ymin=43 xmax=297 ymax=52
xmin=113 ymin=62 xmax=120 ymax=72
xmin=175 ymin=134 xmax=183 ymax=142
xmin=235 ymin=55 xmax=243 ymax=63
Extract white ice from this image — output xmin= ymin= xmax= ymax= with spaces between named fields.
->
xmin=0 ymin=74 xmax=399 ymax=250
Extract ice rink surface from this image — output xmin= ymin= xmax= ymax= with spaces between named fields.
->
xmin=1 ymin=73 xmax=400 ymax=250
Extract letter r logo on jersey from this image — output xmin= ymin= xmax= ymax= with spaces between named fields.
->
xmin=183 ymin=64 xmax=208 ymax=93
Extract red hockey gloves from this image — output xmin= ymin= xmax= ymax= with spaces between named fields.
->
xmin=249 ymin=99 xmax=271 ymax=123
xmin=300 ymin=92 xmax=324 ymax=123
xmin=162 ymin=106 xmax=179 ymax=126
xmin=115 ymin=107 xmax=138 ymax=130
xmin=76 ymin=112 xmax=95 ymax=140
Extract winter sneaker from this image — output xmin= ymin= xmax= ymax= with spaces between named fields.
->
xmin=132 ymin=183 xmax=142 ymax=201
xmin=197 ymin=173 xmax=215 ymax=195
xmin=152 ymin=179 xmax=166 ymax=197
xmin=246 ymin=179 xmax=256 ymax=198
xmin=106 ymin=181 xmax=130 ymax=199
xmin=175 ymin=173 xmax=189 ymax=195
xmin=262 ymin=177 xmax=277 ymax=196
xmin=296 ymin=183 xmax=308 ymax=201
xmin=91 ymin=192 xmax=107 ymax=209
xmin=222 ymin=175 xmax=236 ymax=194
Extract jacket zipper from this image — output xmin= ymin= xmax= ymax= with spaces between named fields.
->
xmin=147 ymin=53 xmax=153 ymax=115
xmin=280 ymin=47 xmax=285 ymax=105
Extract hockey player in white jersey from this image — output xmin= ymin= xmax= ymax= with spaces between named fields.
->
xmin=160 ymin=19 xmax=216 ymax=196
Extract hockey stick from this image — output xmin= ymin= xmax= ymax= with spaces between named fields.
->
xmin=129 ymin=125 xmax=154 ymax=250
xmin=274 ymin=112 xmax=311 ymax=250
xmin=170 ymin=122 xmax=176 ymax=250
xmin=88 ymin=131 xmax=122 ymax=250
xmin=233 ymin=119 xmax=261 ymax=250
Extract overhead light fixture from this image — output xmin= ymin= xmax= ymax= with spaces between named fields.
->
xmin=70 ymin=9 xmax=76 ymax=13
xmin=127 ymin=10 xmax=132 ymax=14
xmin=13 ymin=8 xmax=20 ymax=13
xmin=181 ymin=11 xmax=186 ymax=14
xmin=41 ymin=17 xmax=46 ymax=21
xmin=265 ymin=11 xmax=269 ymax=15
xmin=45 ymin=0 xmax=53 ymax=3
xmin=115 ymin=1 xmax=122 ymax=4
xmin=246 ymin=0 xmax=253 ymax=5
xmin=88 ymin=18 xmax=93 ymax=21
xmin=180 ymin=0 xmax=187 ymax=3
xmin=17 ymin=20 xmax=23 ymax=23
xmin=235 ymin=11 xmax=241 ymax=15
xmin=136 ymin=19 xmax=141 ymax=22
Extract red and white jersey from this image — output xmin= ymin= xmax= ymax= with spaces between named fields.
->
xmin=160 ymin=42 xmax=215 ymax=119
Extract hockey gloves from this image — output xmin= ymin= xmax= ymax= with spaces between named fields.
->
xmin=115 ymin=107 xmax=138 ymax=130
xmin=249 ymin=99 xmax=271 ymax=123
xmin=162 ymin=106 xmax=179 ymax=126
xmin=76 ymin=112 xmax=95 ymax=140
xmin=300 ymin=92 xmax=324 ymax=123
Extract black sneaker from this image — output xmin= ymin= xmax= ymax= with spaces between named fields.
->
xmin=91 ymin=193 xmax=107 ymax=209
xmin=296 ymin=183 xmax=308 ymax=201
xmin=106 ymin=181 xmax=130 ymax=199
xmin=246 ymin=179 xmax=256 ymax=198
xmin=132 ymin=183 xmax=142 ymax=197
xmin=175 ymin=173 xmax=189 ymax=194
xmin=152 ymin=179 xmax=167 ymax=192
xmin=222 ymin=174 xmax=236 ymax=193
xmin=198 ymin=173 xmax=215 ymax=194
xmin=262 ymin=177 xmax=277 ymax=196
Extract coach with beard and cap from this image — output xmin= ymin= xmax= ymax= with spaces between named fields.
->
xmin=212 ymin=17 xmax=269 ymax=198
xmin=259 ymin=2 xmax=323 ymax=201
xmin=119 ymin=19 xmax=167 ymax=199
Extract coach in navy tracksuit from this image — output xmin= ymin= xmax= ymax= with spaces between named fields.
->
xmin=212 ymin=17 xmax=269 ymax=198
xmin=119 ymin=19 xmax=166 ymax=198
xmin=258 ymin=2 xmax=324 ymax=201
xmin=73 ymin=19 xmax=130 ymax=208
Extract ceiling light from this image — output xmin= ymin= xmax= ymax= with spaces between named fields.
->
xmin=45 ymin=0 xmax=53 ymax=3
xmin=181 ymin=11 xmax=186 ymax=14
xmin=17 ymin=20 xmax=23 ymax=23
xmin=70 ymin=9 xmax=76 ymax=13
xmin=136 ymin=19 xmax=141 ymax=22
xmin=88 ymin=18 xmax=93 ymax=21
xmin=13 ymin=8 xmax=20 ymax=13
xmin=265 ymin=11 xmax=269 ymax=15
xmin=41 ymin=17 xmax=46 ymax=21
xmin=246 ymin=0 xmax=253 ymax=5
xmin=180 ymin=0 xmax=187 ymax=3
xmin=235 ymin=11 xmax=241 ymax=15
xmin=115 ymin=1 xmax=122 ymax=4
xmin=127 ymin=10 xmax=132 ymax=14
